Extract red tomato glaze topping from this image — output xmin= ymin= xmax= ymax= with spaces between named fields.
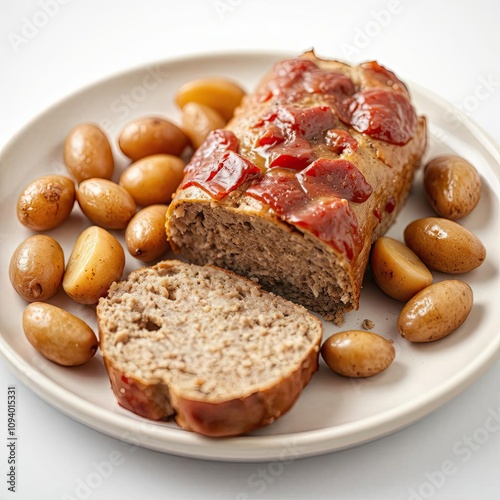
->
xmin=360 ymin=61 xmax=409 ymax=93
xmin=182 ymin=130 xmax=260 ymax=200
xmin=324 ymin=129 xmax=358 ymax=154
xmin=260 ymin=58 xmax=355 ymax=105
xmin=258 ymin=58 xmax=416 ymax=146
xmin=246 ymin=159 xmax=372 ymax=260
xmin=181 ymin=58 xmax=416 ymax=258
xmin=344 ymin=89 xmax=416 ymax=145
xmin=255 ymin=104 xmax=337 ymax=170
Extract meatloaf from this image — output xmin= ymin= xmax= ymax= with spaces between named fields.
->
xmin=97 ymin=260 xmax=322 ymax=437
xmin=166 ymin=51 xmax=427 ymax=324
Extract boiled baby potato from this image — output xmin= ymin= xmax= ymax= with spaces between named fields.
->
xmin=64 ymin=123 xmax=114 ymax=183
xmin=398 ymin=280 xmax=473 ymax=342
xmin=182 ymin=102 xmax=226 ymax=149
xmin=63 ymin=226 xmax=125 ymax=304
xmin=76 ymin=178 xmax=136 ymax=229
xmin=9 ymin=235 xmax=64 ymax=302
xmin=17 ymin=175 xmax=75 ymax=231
xmin=424 ymin=155 xmax=481 ymax=220
xmin=119 ymin=154 xmax=185 ymax=206
xmin=321 ymin=330 xmax=395 ymax=378
xmin=125 ymin=204 xmax=170 ymax=261
xmin=371 ymin=236 xmax=432 ymax=301
xmin=404 ymin=217 xmax=486 ymax=274
xmin=23 ymin=302 xmax=98 ymax=366
xmin=175 ymin=77 xmax=246 ymax=121
xmin=118 ymin=116 xmax=189 ymax=161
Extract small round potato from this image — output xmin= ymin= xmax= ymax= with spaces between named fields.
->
xmin=9 ymin=235 xmax=64 ymax=302
xmin=23 ymin=302 xmax=98 ymax=366
xmin=175 ymin=77 xmax=246 ymax=121
xmin=64 ymin=123 xmax=114 ymax=183
xmin=424 ymin=155 xmax=481 ymax=220
xmin=63 ymin=226 xmax=125 ymax=304
xmin=182 ymin=102 xmax=226 ymax=149
xmin=321 ymin=330 xmax=395 ymax=378
xmin=119 ymin=154 xmax=185 ymax=206
xmin=118 ymin=116 xmax=189 ymax=161
xmin=125 ymin=204 xmax=170 ymax=261
xmin=404 ymin=217 xmax=486 ymax=274
xmin=398 ymin=280 xmax=473 ymax=342
xmin=76 ymin=178 xmax=136 ymax=229
xmin=371 ymin=236 xmax=433 ymax=301
xmin=17 ymin=175 xmax=75 ymax=231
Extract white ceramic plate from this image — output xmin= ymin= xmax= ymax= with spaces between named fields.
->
xmin=1 ymin=52 xmax=499 ymax=462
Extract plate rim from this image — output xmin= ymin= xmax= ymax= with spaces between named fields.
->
xmin=1 ymin=50 xmax=499 ymax=462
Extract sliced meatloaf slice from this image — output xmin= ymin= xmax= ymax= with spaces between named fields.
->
xmin=97 ymin=260 xmax=323 ymax=437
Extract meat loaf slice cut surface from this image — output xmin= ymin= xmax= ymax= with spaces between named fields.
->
xmin=166 ymin=51 xmax=427 ymax=324
xmin=97 ymin=260 xmax=322 ymax=437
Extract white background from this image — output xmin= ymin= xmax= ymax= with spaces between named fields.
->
xmin=1 ymin=0 xmax=499 ymax=499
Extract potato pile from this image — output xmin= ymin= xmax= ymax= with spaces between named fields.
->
xmin=8 ymin=74 xmax=487 ymax=387
xmin=321 ymin=155 xmax=485 ymax=378
xmin=9 ymin=77 xmax=246 ymax=367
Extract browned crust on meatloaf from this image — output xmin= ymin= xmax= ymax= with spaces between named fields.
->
xmin=97 ymin=260 xmax=322 ymax=437
xmin=166 ymin=51 xmax=427 ymax=324
xmin=103 ymin=344 xmax=319 ymax=436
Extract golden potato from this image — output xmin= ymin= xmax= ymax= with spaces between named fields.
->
xmin=175 ymin=77 xmax=246 ymax=121
xmin=404 ymin=217 xmax=486 ymax=274
xmin=118 ymin=116 xmax=189 ymax=161
xmin=371 ymin=236 xmax=433 ymax=301
xmin=398 ymin=280 xmax=473 ymax=342
xmin=181 ymin=102 xmax=226 ymax=149
xmin=17 ymin=175 xmax=75 ymax=231
xmin=76 ymin=178 xmax=136 ymax=229
xmin=9 ymin=235 xmax=64 ymax=302
xmin=23 ymin=302 xmax=98 ymax=366
xmin=119 ymin=154 xmax=185 ymax=206
xmin=64 ymin=123 xmax=114 ymax=183
xmin=424 ymin=155 xmax=481 ymax=220
xmin=125 ymin=205 xmax=169 ymax=261
xmin=321 ymin=330 xmax=395 ymax=378
xmin=63 ymin=226 xmax=125 ymax=304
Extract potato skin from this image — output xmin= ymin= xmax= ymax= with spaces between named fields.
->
xmin=181 ymin=102 xmax=226 ymax=149
xmin=321 ymin=330 xmax=395 ymax=378
xmin=23 ymin=302 xmax=98 ymax=366
xmin=398 ymin=280 xmax=473 ymax=342
xmin=175 ymin=77 xmax=246 ymax=121
xmin=17 ymin=175 xmax=75 ymax=231
xmin=371 ymin=236 xmax=432 ymax=301
xmin=63 ymin=226 xmax=125 ymax=304
xmin=119 ymin=154 xmax=185 ymax=206
xmin=9 ymin=235 xmax=64 ymax=302
xmin=404 ymin=217 xmax=486 ymax=274
xmin=118 ymin=117 xmax=189 ymax=161
xmin=64 ymin=123 xmax=114 ymax=183
xmin=125 ymin=205 xmax=169 ymax=261
xmin=76 ymin=178 xmax=136 ymax=229
xmin=424 ymin=155 xmax=481 ymax=220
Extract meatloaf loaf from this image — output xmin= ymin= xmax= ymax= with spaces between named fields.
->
xmin=166 ymin=51 xmax=427 ymax=324
xmin=97 ymin=260 xmax=322 ymax=437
